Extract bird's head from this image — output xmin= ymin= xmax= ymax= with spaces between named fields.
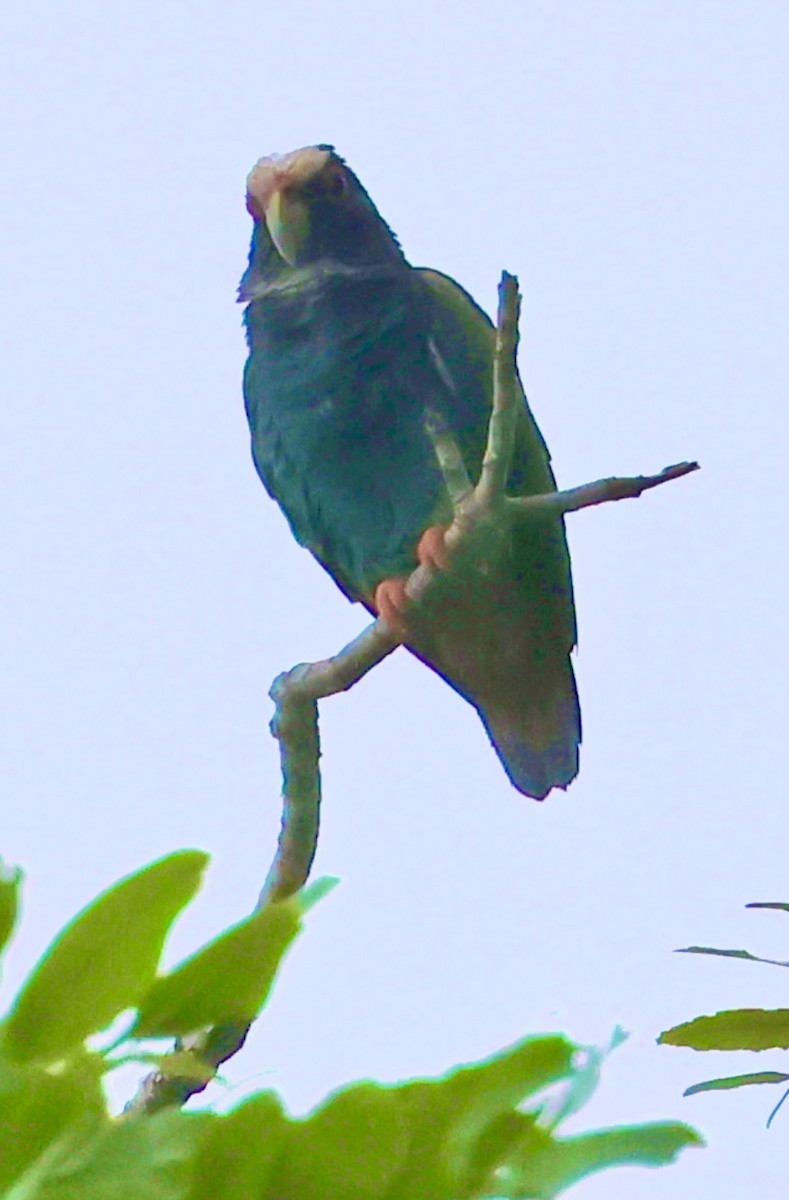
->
xmin=239 ymin=145 xmax=403 ymax=298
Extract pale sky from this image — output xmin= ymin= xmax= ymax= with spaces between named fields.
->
xmin=2 ymin=2 xmax=788 ymax=1196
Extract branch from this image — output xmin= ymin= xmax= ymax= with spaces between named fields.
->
xmin=478 ymin=271 xmax=520 ymax=504
xmin=128 ymin=271 xmax=698 ymax=1114
xmin=264 ymin=273 xmax=697 ymax=903
xmin=260 ymin=624 xmax=400 ymax=906
xmin=511 ymin=460 xmax=699 ymax=516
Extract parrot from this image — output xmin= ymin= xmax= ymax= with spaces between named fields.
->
xmin=239 ymin=145 xmax=581 ymax=799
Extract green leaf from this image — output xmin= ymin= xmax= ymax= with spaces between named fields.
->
xmin=133 ymin=888 xmax=321 ymax=1038
xmin=0 ymin=1050 xmax=106 ymax=1192
xmin=4 ymin=851 xmax=208 ymax=1064
xmin=189 ymin=1092 xmax=289 ymax=1200
xmin=275 ymin=1084 xmax=409 ymax=1200
xmin=677 ymin=945 xmax=789 ymax=968
xmin=498 ymin=1120 xmax=703 ymax=1198
xmin=684 ymin=1071 xmax=789 ymax=1097
xmin=659 ymin=1009 xmax=789 ymax=1051
xmin=394 ymin=1035 xmax=575 ymax=1200
xmin=5 ymin=1110 xmax=211 ymax=1200
xmin=0 ymin=861 xmax=23 ymax=962
xmin=297 ymin=875 xmax=339 ymax=913
xmin=746 ymin=902 xmax=789 ymax=913
xmin=540 ymin=1027 xmax=628 ymax=1130
xmin=274 ymin=1036 xmax=574 ymax=1200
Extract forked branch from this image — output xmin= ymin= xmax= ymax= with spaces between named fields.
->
xmin=130 ymin=272 xmax=697 ymax=1115
xmin=264 ymin=273 xmax=698 ymax=903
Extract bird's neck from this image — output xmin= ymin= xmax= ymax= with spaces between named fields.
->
xmin=241 ymin=257 xmax=409 ymax=304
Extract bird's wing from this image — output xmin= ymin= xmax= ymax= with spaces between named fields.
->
xmin=417 ymin=268 xmax=558 ymax=498
xmin=418 ymin=267 xmax=576 ymax=639
xmin=412 ymin=268 xmax=580 ymax=797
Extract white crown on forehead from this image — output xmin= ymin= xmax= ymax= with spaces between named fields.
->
xmin=246 ymin=147 xmax=332 ymax=217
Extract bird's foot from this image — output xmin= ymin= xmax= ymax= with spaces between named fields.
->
xmin=416 ymin=523 xmax=452 ymax=572
xmin=373 ymin=577 xmax=410 ymax=636
xmin=373 ymin=525 xmax=452 ymax=635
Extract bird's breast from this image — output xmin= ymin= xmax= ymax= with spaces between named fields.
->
xmin=244 ymin=270 xmax=452 ymax=592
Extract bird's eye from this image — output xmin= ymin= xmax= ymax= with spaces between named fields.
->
xmin=323 ymin=170 xmax=347 ymax=198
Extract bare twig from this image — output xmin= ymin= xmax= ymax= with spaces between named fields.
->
xmin=260 ymin=623 xmax=400 ymax=905
xmin=478 ymin=271 xmax=520 ymax=505
xmin=125 ymin=1022 xmax=252 ymax=1115
xmin=511 ymin=461 xmax=699 ymax=517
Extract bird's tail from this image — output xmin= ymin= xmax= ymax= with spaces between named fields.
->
xmin=476 ymin=661 xmax=581 ymax=800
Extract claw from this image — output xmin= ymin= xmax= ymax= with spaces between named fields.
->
xmin=373 ymin=524 xmax=452 ymax=635
xmin=416 ymin=523 xmax=451 ymax=571
xmin=373 ymin=577 xmax=410 ymax=636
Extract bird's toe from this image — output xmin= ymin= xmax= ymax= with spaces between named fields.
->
xmin=373 ymin=577 xmax=410 ymax=636
xmin=416 ymin=523 xmax=452 ymax=572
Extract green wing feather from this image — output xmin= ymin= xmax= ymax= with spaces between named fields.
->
xmin=419 ymin=267 xmax=576 ymax=647
xmin=409 ymin=268 xmax=580 ymax=797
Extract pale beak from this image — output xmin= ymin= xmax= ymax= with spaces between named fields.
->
xmin=247 ymin=147 xmax=330 ymax=265
xmin=264 ymin=186 xmax=310 ymax=266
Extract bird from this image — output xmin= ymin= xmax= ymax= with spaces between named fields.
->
xmin=239 ymin=145 xmax=580 ymax=799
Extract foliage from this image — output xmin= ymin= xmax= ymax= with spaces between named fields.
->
xmin=0 ymin=853 xmax=700 ymax=1198
xmin=660 ymin=900 xmax=789 ymax=1124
